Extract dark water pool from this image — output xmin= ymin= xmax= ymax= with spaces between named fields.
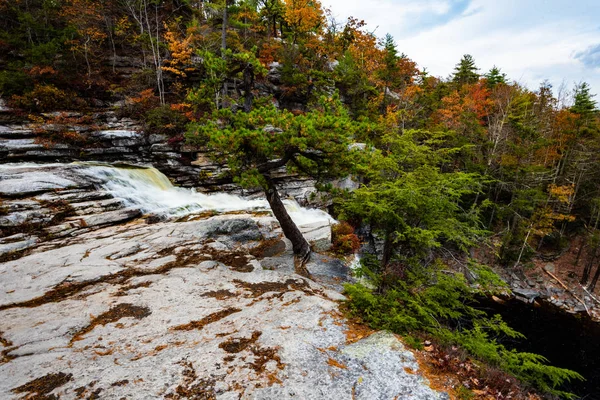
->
xmin=478 ymin=298 xmax=600 ymax=399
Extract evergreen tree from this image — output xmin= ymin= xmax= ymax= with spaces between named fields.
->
xmin=186 ymin=96 xmax=360 ymax=272
xmin=452 ymin=54 xmax=479 ymax=86
xmin=484 ymin=66 xmax=507 ymax=87
xmin=378 ymin=33 xmax=400 ymax=112
xmin=382 ymin=33 xmax=398 ymax=69
xmin=571 ymin=82 xmax=597 ymax=116
xmin=571 ymin=82 xmax=598 ymax=136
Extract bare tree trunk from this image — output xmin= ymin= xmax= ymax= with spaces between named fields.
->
xmin=263 ymin=176 xmax=311 ymax=275
xmin=243 ymin=63 xmax=254 ymax=112
xmin=582 ymin=245 xmax=598 ymax=284
xmin=588 ymin=262 xmax=600 ymax=292
xmin=221 ymin=0 xmax=227 ymax=53
xmin=514 ymin=225 xmax=532 ymax=269
xmin=575 ymin=241 xmax=586 ymax=266
xmin=104 ymin=15 xmax=117 ymax=74
xmin=220 ymin=0 xmax=229 ymax=108
xmin=141 ymin=0 xmax=164 ymax=104
xmin=124 ymin=0 xmax=147 ymax=68
xmin=83 ymin=36 xmax=91 ymax=80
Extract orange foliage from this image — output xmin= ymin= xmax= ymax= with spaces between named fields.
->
xmin=27 ymin=66 xmax=58 ymax=77
xmin=438 ymin=82 xmax=492 ymax=133
xmin=283 ymin=0 xmax=325 ymax=40
xmin=548 ymin=184 xmax=575 ymax=204
xmin=259 ymin=41 xmax=283 ymax=66
xmin=162 ymin=24 xmax=194 ymax=77
xmin=170 ymin=102 xmax=195 ymax=121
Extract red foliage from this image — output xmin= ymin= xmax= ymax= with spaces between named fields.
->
xmin=332 ymin=222 xmax=360 ymax=255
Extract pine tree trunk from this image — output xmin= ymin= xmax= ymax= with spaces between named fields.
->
xmin=381 ymin=230 xmax=393 ymax=270
xmin=263 ymin=176 xmax=311 ymax=275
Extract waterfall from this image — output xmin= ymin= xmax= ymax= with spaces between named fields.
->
xmin=82 ymin=164 xmax=335 ymax=227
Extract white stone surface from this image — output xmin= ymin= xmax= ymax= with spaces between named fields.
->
xmin=0 ymin=214 xmax=446 ymax=400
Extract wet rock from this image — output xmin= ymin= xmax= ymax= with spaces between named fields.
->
xmin=70 ymin=198 xmax=124 ymax=215
xmin=301 ymin=221 xmax=332 ymax=251
xmin=0 ymin=125 xmax=34 ymax=138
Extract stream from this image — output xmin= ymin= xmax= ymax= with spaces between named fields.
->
xmin=480 ymin=298 xmax=600 ymax=399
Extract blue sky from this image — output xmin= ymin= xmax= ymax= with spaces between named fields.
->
xmin=322 ymin=0 xmax=600 ymax=100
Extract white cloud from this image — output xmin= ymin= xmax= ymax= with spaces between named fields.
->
xmin=322 ymin=0 xmax=600 ymax=97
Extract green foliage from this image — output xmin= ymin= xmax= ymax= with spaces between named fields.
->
xmin=0 ymin=69 xmax=33 ymax=97
xmin=452 ymin=54 xmax=479 ymax=86
xmin=145 ymin=105 xmax=189 ymax=137
xmin=467 ymin=261 xmax=508 ymax=293
xmin=186 ymin=94 xmax=359 ymax=189
xmin=342 ymin=129 xmax=486 ymax=261
xmin=333 ymin=51 xmax=378 ymax=117
xmin=484 ymin=66 xmax=507 ymax=87
xmin=187 ymin=47 xmax=267 ymax=113
xmin=571 ymin=82 xmax=597 ymax=116
xmin=344 ymin=262 xmax=584 ymax=398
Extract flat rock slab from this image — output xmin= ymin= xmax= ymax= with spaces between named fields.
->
xmin=0 ymin=215 xmax=445 ymax=399
xmin=0 ymin=164 xmax=93 ymax=197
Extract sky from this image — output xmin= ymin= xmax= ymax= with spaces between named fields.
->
xmin=322 ymin=0 xmax=600 ymax=100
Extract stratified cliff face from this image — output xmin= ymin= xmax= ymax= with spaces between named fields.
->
xmin=0 ymin=107 xmax=318 ymax=202
xmin=0 ymin=163 xmax=448 ymax=400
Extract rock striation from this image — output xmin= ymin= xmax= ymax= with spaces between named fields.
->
xmin=0 ymin=107 xmax=317 ymax=204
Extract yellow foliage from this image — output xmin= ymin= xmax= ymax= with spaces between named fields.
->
xmin=548 ymin=184 xmax=575 ymax=204
xmin=162 ymin=24 xmax=194 ymax=77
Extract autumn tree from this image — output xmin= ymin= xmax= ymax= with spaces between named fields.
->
xmin=121 ymin=0 xmax=167 ymax=103
xmin=282 ymin=0 xmax=325 ymax=44
xmin=62 ymin=0 xmax=107 ymax=80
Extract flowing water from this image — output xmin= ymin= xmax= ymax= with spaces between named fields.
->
xmin=80 ymin=164 xmax=335 ymax=227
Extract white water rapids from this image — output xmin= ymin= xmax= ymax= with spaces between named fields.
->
xmin=82 ymin=164 xmax=335 ymax=227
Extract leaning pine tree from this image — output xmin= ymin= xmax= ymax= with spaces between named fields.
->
xmin=186 ymin=96 xmax=359 ymax=273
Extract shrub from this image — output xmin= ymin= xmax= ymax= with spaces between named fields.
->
xmin=0 ymin=69 xmax=33 ymax=97
xmin=30 ymin=113 xmax=95 ymax=147
xmin=115 ymin=88 xmax=160 ymax=119
xmin=8 ymin=84 xmax=82 ymax=112
xmin=332 ymin=222 xmax=360 ymax=255
xmin=145 ymin=104 xmax=189 ymax=137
